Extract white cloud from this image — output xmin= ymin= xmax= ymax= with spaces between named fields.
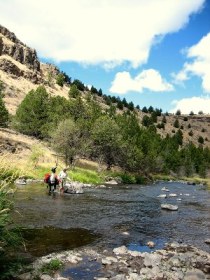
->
xmin=110 ymin=69 xmax=174 ymax=94
xmin=174 ymin=32 xmax=210 ymax=92
xmin=0 ymin=0 xmax=205 ymax=68
xmin=170 ymin=96 xmax=210 ymax=114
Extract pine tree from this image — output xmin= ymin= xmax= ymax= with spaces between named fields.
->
xmin=15 ymin=86 xmax=50 ymax=138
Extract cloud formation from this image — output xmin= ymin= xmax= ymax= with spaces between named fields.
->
xmin=170 ymin=96 xmax=210 ymax=114
xmin=174 ymin=32 xmax=210 ymax=92
xmin=110 ymin=69 xmax=174 ymax=94
xmin=0 ymin=0 xmax=205 ymax=68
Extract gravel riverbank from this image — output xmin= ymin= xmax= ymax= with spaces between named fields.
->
xmin=18 ymin=242 xmax=210 ymax=280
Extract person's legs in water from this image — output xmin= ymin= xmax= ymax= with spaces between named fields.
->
xmin=48 ymin=183 xmax=52 ymax=194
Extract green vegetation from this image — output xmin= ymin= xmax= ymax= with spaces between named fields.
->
xmin=69 ymin=167 xmax=103 ymax=184
xmin=0 ymin=81 xmax=9 ymax=127
xmin=40 ymin=259 xmax=64 ymax=276
xmin=56 ymin=73 xmax=65 ymax=87
xmin=11 ymin=85 xmax=210 ymax=180
xmin=0 ymin=166 xmax=24 ymax=279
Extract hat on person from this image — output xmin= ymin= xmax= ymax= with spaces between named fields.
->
xmin=51 ymin=167 xmax=56 ymax=173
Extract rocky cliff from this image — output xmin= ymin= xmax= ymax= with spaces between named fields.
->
xmin=0 ymin=25 xmax=69 ymax=114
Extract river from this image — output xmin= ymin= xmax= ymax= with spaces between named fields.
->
xmin=13 ymin=181 xmax=210 ymax=258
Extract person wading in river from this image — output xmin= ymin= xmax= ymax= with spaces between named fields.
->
xmin=48 ymin=167 xmax=59 ymax=194
xmin=58 ymin=168 xmax=70 ymax=193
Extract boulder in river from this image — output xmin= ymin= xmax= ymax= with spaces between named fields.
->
xmin=157 ymin=194 xmax=167 ymax=198
xmin=161 ymin=203 xmax=178 ymax=211
xmin=161 ymin=187 xmax=170 ymax=192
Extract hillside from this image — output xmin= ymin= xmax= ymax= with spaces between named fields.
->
xmin=0 ymin=24 xmax=210 ymax=150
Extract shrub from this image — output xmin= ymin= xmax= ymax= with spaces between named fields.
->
xmin=173 ymin=119 xmax=179 ymax=128
xmin=56 ymin=73 xmax=65 ymax=87
xmin=198 ymin=136 xmax=204 ymax=144
xmin=0 ymin=173 xmax=24 ymax=278
xmin=40 ymin=259 xmax=64 ymax=276
xmin=188 ymin=130 xmax=193 ymax=136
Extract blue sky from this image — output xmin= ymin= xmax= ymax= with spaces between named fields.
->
xmin=0 ymin=0 xmax=210 ymax=113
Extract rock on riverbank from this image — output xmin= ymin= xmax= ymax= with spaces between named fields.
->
xmin=18 ymin=242 xmax=210 ymax=280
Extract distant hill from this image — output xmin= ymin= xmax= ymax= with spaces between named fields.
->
xmin=0 ymin=24 xmax=210 ymax=148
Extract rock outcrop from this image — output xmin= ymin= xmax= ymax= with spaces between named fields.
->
xmin=0 ymin=25 xmax=40 ymax=72
xmin=0 ymin=25 xmax=69 ymax=114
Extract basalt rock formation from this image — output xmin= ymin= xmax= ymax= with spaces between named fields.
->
xmin=0 ymin=25 xmax=68 ymax=114
xmin=0 ymin=24 xmax=40 ymax=72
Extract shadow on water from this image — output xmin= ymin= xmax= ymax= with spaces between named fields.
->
xmin=21 ymin=227 xmax=100 ymax=257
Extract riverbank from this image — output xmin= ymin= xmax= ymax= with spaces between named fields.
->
xmin=18 ymin=242 xmax=210 ymax=280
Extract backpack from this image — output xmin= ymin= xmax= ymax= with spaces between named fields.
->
xmin=44 ymin=173 xmax=50 ymax=183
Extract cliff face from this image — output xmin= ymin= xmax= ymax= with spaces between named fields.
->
xmin=0 ymin=25 xmax=69 ymax=114
xmin=0 ymin=25 xmax=42 ymax=84
xmin=0 ymin=25 xmax=40 ymax=72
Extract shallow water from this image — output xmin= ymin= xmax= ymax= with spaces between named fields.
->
xmin=13 ymin=181 xmax=210 ymax=257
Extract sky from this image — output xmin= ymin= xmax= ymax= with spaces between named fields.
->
xmin=0 ymin=0 xmax=210 ymax=114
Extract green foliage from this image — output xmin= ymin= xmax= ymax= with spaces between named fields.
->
xmin=56 ymin=73 xmax=65 ymax=87
xmin=0 ymin=174 xmax=24 ymax=279
xmin=29 ymin=145 xmax=44 ymax=168
xmin=40 ymin=259 xmax=64 ymax=276
xmin=72 ymin=79 xmax=85 ymax=91
xmin=148 ymin=106 xmax=154 ymax=113
xmin=69 ymin=167 xmax=103 ymax=184
xmin=175 ymin=109 xmax=181 ymax=115
xmin=90 ymin=85 xmax=98 ymax=94
xmin=0 ymin=81 xmax=9 ymax=127
xmin=183 ymin=116 xmax=188 ymax=121
xmin=173 ymin=119 xmax=180 ymax=128
xmin=69 ymin=84 xmax=80 ymax=98
xmin=51 ymin=118 xmax=81 ymax=166
xmin=162 ymin=115 xmax=167 ymax=123
xmin=157 ymin=122 xmax=165 ymax=129
xmin=151 ymin=111 xmax=157 ymax=123
xmin=98 ymin=88 xmax=103 ymax=96
xmin=142 ymin=115 xmax=153 ymax=127
xmin=198 ymin=135 xmax=204 ymax=144
xmin=188 ymin=130 xmax=193 ymax=136
xmin=15 ymin=86 xmax=50 ymax=139
xmin=91 ymin=115 xmax=122 ymax=169
xmin=119 ymin=173 xmax=136 ymax=184
xmin=142 ymin=106 xmax=148 ymax=113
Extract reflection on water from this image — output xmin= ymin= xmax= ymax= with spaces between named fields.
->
xmin=13 ymin=181 xmax=210 ymax=256
xmin=21 ymin=227 xmax=100 ymax=257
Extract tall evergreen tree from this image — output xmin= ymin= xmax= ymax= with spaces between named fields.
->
xmin=15 ymin=86 xmax=50 ymax=138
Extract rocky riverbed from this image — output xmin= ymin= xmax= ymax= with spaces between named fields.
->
xmin=18 ymin=242 xmax=210 ymax=280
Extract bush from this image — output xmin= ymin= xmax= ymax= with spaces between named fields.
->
xmin=198 ymin=136 xmax=204 ymax=144
xmin=0 ymin=174 xmax=24 ymax=279
xmin=40 ymin=259 xmax=64 ymax=276
xmin=188 ymin=130 xmax=193 ymax=136
xmin=56 ymin=73 xmax=65 ymax=87
xmin=120 ymin=173 xmax=136 ymax=184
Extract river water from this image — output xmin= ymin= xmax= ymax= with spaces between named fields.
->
xmin=13 ymin=181 xmax=210 ymax=258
